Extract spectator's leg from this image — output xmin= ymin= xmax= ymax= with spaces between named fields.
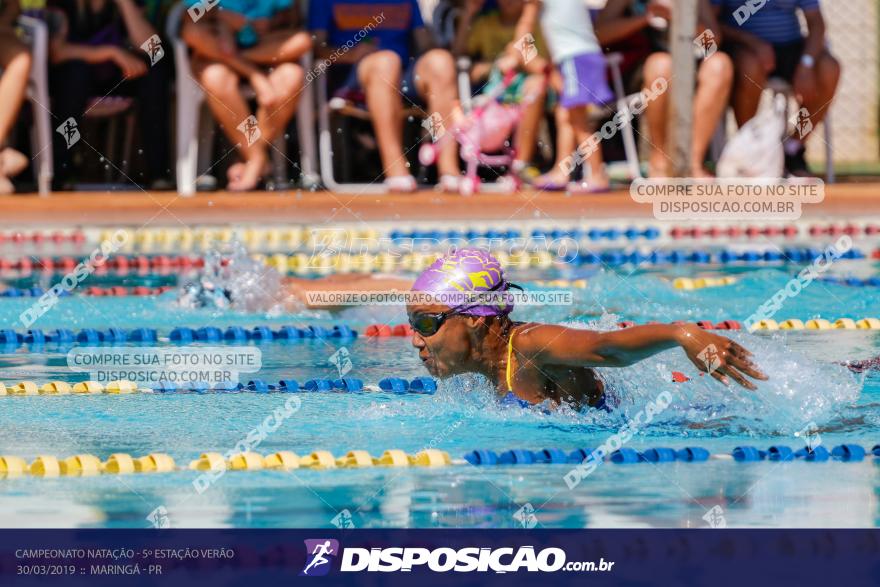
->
xmin=357 ymin=50 xmax=409 ymax=179
xmin=0 ymin=33 xmax=29 ymax=148
xmin=183 ymin=20 xmax=278 ymax=108
xmin=132 ymin=54 xmax=172 ymax=185
xmin=692 ymin=52 xmax=733 ymax=177
xmin=730 ymin=47 xmax=767 ymax=127
xmin=513 ymin=73 xmax=547 ymax=165
xmin=50 ymin=60 xmax=92 ymax=188
xmin=242 ymin=30 xmax=312 ymax=66
xmin=535 ymin=69 xmax=576 ymax=189
xmin=191 ymin=57 xmax=266 ymax=191
xmin=259 ymin=62 xmax=304 ymax=142
xmin=414 ymin=49 xmax=459 ymax=177
xmin=799 ymin=51 xmax=840 ymax=137
xmin=567 ymin=105 xmax=609 ymax=190
xmin=0 ymin=32 xmax=31 ymax=191
xmin=642 ymin=52 xmax=672 ymax=177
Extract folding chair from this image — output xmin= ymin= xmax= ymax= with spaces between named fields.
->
xmin=17 ymin=15 xmax=53 ymax=195
xmin=167 ymin=2 xmax=319 ymax=195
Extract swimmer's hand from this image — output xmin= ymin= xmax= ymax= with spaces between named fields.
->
xmin=677 ymin=325 xmax=768 ymax=390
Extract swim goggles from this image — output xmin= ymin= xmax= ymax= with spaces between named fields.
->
xmin=408 ymin=282 xmax=522 ymax=337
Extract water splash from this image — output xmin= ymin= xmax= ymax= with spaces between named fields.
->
xmin=594 ymin=328 xmax=862 ymax=436
xmin=177 ymin=240 xmax=287 ymax=314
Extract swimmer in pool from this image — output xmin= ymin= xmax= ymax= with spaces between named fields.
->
xmin=403 ymin=248 xmax=768 ymax=408
xmin=180 ymin=248 xmax=764 ymax=407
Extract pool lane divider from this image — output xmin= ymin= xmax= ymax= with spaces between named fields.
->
xmin=3 ymin=318 xmax=880 ymax=350
xmin=7 ymin=221 xmax=880 ymax=252
xmin=0 ymin=246 xmax=873 ymax=276
xmin=0 ymin=377 xmax=438 ymax=396
xmin=0 ymin=286 xmax=174 ymax=298
xmin=2 ymin=444 xmax=879 ymax=479
xmin=0 ymin=324 xmax=362 ymax=347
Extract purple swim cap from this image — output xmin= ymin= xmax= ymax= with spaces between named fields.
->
xmin=412 ymin=248 xmax=514 ymax=316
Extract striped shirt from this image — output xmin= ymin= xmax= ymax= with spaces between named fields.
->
xmin=711 ymin=0 xmax=820 ymax=44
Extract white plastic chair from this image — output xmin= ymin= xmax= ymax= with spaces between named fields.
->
xmin=17 ymin=15 xmax=53 ymax=195
xmin=167 ymin=2 xmax=319 ymax=195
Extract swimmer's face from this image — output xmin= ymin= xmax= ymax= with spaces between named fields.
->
xmin=407 ymin=303 xmax=475 ymax=378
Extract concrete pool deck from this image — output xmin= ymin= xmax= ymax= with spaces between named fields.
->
xmin=1 ymin=183 xmax=879 ymax=226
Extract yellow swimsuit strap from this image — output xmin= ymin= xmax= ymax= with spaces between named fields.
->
xmin=506 ymin=325 xmax=519 ymax=391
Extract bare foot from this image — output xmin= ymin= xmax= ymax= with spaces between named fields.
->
xmin=533 ymin=169 xmax=570 ymax=190
xmin=580 ymin=171 xmax=610 ymax=192
xmin=690 ymin=165 xmax=715 ymax=179
xmin=0 ymin=175 xmax=14 ymax=194
xmin=228 ymin=150 xmax=267 ymax=191
xmin=648 ymin=153 xmax=670 ymax=178
xmin=249 ymin=72 xmax=278 ymax=108
xmin=227 ymin=162 xmax=246 ymax=185
xmin=0 ymin=148 xmax=28 ymax=179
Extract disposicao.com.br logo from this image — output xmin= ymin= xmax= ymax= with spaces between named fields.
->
xmin=300 ymin=541 xmax=614 ymax=574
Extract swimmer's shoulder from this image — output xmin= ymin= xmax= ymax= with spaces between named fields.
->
xmin=509 ymin=322 xmax=554 ymax=355
xmin=510 ymin=322 xmax=602 ymax=360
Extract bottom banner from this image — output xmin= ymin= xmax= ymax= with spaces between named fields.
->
xmin=1 ymin=529 xmax=877 ymax=586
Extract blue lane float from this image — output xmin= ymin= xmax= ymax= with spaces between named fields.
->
xmin=676 ymin=447 xmax=710 ymax=462
xmin=379 ymin=378 xmax=409 ymax=394
xmin=767 ymin=446 xmax=794 ymax=461
xmin=831 ymin=444 xmax=866 ymax=461
xmin=610 ymin=448 xmax=641 ymax=464
xmin=409 ymin=377 xmax=437 ymax=394
xmin=642 ymin=447 xmax=677 ymax=463
xmin=566 ymin=448 xmax=596 ymax=464
xmin=732 ymin=446 xmax=765 ymax=462
xmin=498 ymin=450 xmax=535 ymax=465
xmin=794 ymin=446 xmax=830 ymax=461
xmin=304 ymin=379 xmax=333 ymax=392
xmin=464 ymin=450 xmax=499 ymax=466
xmin=533 ymin=448 xmax=568 ymax=464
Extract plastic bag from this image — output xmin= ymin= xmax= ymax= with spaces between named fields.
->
xmin=717 ymin=94 xmax=787 ymax=178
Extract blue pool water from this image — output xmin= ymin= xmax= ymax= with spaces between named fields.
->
xmin=0 ymin=261 xmax=879 ymax=528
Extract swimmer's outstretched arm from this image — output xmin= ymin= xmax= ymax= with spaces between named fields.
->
xmin=516 ymin=322 xmax=768 ymax=390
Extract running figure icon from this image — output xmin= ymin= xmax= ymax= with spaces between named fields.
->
xmin=301 ymin=540 xmax=338 ymax=576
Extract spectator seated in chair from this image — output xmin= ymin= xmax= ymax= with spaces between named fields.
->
xmin=182 ymin=0 xmax=312 ymax=191
xmin=46 ymin=0 xmax=172 ymax=189
xmin=597 ymin=0 xmax=734 ymax=179
xmin=309 ymin=0 xmax=460 ymax=193
xmin=711 ymin=0 xmax=840 ymax=177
